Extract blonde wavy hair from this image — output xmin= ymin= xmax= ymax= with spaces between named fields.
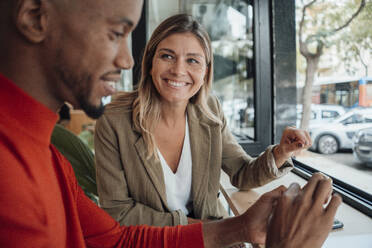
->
xmin=107 ymin=14 xmax=221 ymax=159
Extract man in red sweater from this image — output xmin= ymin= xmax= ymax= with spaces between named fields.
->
xmin=0 ymin=0 xmax=341 ymax=247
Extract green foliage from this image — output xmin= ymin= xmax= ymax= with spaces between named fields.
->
xmin=297 ymin=0 xmax=367 ymax=46
xmin=51 ymin=124 xmax=98 ymax=204
xmin=338 ymin=0 xmax=372 ymax=74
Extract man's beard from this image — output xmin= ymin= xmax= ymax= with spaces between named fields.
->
xmin=79 ymin=97 xmax=105 ymax=119
xmin=54 ymin=59 xmax=105 ymax=119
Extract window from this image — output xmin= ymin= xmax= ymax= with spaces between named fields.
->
xmin=322 ymin=110 xmax=340 ymax=119
xmin=294 ymin=0 xmax=372 ymax=205
xmin=185 ymin=1 xmax=255 ymax=142
xmin=342 ymin=114 xmax=363 ymax=125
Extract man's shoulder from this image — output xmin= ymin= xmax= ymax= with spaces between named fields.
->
xmin=50 ymin=144 xmax=79 ymax=179
xmin=0 ymin=140 xmax=21 ymax=167
xmin=0 ymin=135 xmax=44 ymax=200
xmin=0 ymin=121 xmax=31 ymax=164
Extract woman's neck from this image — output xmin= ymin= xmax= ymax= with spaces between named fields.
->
xmin=160 ymin=102 xmax=187 ymax=128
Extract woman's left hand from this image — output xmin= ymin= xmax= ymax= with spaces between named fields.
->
xmin=273 ymin=126 xmax=312 ymax=167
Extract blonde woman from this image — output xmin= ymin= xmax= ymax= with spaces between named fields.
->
xmin=95 ymin=14 xmax=311 ymax=227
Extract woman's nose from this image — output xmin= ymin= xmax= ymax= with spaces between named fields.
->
xmin=169 ymin=59 xmax=187 ymax=75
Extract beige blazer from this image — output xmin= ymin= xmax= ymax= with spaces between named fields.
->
xmin=95 ymin=96 xmax=292 ymax=226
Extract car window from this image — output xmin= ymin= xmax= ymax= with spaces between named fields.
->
xmin=341 ymin=116 xmax=353 ymax=125
xmin=322 ymin=110 xmax=339 ymax=119
xmin=355 ymin=114 xmax=364 ymax=123
xmin=342 ymin=114 xmax=363 ymax=125
xmin=365 ymin=115 xmax=372 ymax=123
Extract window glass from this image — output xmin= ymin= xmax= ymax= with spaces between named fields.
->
xmin=295 ymin=0 xmax=372 ymax=194
xmin=365 ymin=115 xmax=372 ymax=123
xmin=187 ymin=1 xmax=255 ymax=141
xmin=322 ymin=110 xmax=339 ymax=119
xmin=147 ymin=0 xmax=180 ymax=37
xmin=117 ymin=35 xmax=133 ymax=92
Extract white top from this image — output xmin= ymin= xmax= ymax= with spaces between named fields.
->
xmin=157 ymin=117 xmax=192 ymax=215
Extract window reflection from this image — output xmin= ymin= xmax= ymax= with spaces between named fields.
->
xmin=185 ymin=0 xmax=255 ymax=141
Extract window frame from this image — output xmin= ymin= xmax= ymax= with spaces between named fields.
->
xmin=238 ymin=0 xmax=273 ymax=156
xmin=131 ymin=0 xmax=147 ymax=86
xmin=293 ymin=159 xmax=372 ymax=218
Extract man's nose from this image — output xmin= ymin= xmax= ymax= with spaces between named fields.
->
xmin=170 ymin=59 xmax=187 ymax=75
xmin=114 ymin=42 xmax=134 ymax=70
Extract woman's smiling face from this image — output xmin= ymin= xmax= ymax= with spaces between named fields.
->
xmin=150 ymin=32 xmax=208 ymax=106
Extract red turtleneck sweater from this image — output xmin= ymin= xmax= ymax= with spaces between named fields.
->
xmin=0 ymin=73 xmax=204 ymax=247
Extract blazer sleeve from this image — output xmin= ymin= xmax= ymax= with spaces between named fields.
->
xmin=95 ymin=113 xmax=188 ymax=227
xmin=212 ymin=98 xmax=293 ymax=190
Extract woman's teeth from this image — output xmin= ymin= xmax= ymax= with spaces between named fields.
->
xmin=168 ymin=81 xmax=187 ymax=87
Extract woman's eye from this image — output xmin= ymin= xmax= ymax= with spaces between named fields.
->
xmin=188 ymin=58 xmax=199 ymax=64
xmin=160 ymin=54 xmax=173 ymax=60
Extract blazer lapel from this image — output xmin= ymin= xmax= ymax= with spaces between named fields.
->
xmin=187 ymin=105 xmax=211 ymax=216
xmin=134 ymin=136 xmax=169 ymax=209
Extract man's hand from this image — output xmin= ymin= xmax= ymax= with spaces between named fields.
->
xmin=240 ymin=185 xmax=287 ymax=244
xmin=202 ymin=173 xmax=341 ymax=248
xmin=274 ymin=126 xmax=312 ymax=167
xmin=202 ymin=186 xmax=286 ymax=247
xmin=266 ymin=173 xmax=342 ymax=248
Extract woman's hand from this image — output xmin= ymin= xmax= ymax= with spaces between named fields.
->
xmin=273 ymin=126 xmax=312 ymax=167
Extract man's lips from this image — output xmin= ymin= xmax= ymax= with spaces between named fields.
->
xmin=101 ymin=71 xmax=121 ymax=95
xmin=101 ymin=78 xmax=120 ymax=96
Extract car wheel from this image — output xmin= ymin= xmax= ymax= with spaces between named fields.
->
xmin=317 ymin=135 xmax=338 ymax=154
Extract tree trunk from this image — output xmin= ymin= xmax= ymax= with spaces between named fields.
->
xmin=300 ymin=55 xmax=320 ymax=130
xmin=358 ymin=52 xmax=369 ymax=77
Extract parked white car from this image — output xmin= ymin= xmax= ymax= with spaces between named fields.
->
xmin=353 ymin=127 xmax=372 ymax=167
xmin=296 ymin=104 xmax=346 ymax=127
xmin=309 ymin=108 xmax=372 ymax=154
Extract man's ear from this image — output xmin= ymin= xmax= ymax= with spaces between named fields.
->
xmin=15 ymin=0 xmax=48 ymax=43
